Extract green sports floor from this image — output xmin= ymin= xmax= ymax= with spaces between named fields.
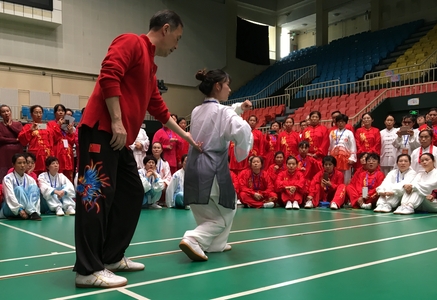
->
xmin=1 ymin=207 xmax=437 ymax=299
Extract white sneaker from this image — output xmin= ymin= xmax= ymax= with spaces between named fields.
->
xmin=373 ymin=205 xmax=384 ymax=212
xmin=104 ymin=256 xmax=145 ymax=272
xmin=65 ymin=206 xmax=76 ymax=215
xmin=393 ymin=206 xmax=404 ymax=214
xmin=184 ymin=205 xmax=191 ymax=210
xmin=223 ymin=244 xmax=232 ymax=252
xmin=179 ymin=238 xmax=208 ymax=261
xmin=75 ymin=269 xmax=127 ymax=288
xmin=236 ymin=199 xmax=242 ymax=205
xmin=399 ymin=205 xmax=415 ymax=215
xmin=56 ymin=206 xmax=64 ymax=216
xmin=285 ymin=201 xmax=292 ymax=210
xmin=292 ymin=201 xmax=300 ymax=210
xmin=263 ymin=202 xmax=274 ymax=208
xmin=304 ymin=200 xmax=313 ymax=209
xmin=330 ymin=202 xmax=338 ymax=210
xmin=380 ymin=204 xmax=392 ymax=213
xmin=150 ymin=203 xmax=162 ymax=209
xmin=361 ymin=203 xmax=372 ymax=210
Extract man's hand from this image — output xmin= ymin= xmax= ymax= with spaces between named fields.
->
xmin=135 ymin=142 xmax=142 ymax=150
xmin=110 ymin=120 xmax=127 ymax=151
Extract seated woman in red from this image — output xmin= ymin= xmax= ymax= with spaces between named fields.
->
xmin=342 ymin=153 xmax=385 ymax=210
xmin=266 ymin=151 xmax=285 ymax=185
xmin=306 ymin=155 xmax=344 ymax=209
xmin=238 ymin=156 xmax=277 ymax=208
xmin=276 ymin=156 xmax=306 ymax=210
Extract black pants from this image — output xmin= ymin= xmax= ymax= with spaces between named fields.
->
xmin=74 ymin=125 xmax=143 ymax=275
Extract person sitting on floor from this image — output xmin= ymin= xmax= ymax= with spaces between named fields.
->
xmin=393 ymin=153 xmax=437 ymax=215
xmin=138 ymin=155 xmax=165 ymax=209
xmin=38 ymin=156 xmax=76 ymax=216
xmin=238 ymin=156 xmax=277 ymax=208
xmin=276 ymin=156 xmax=306 ymax=210
xmin=374 ymin=154 xmax=416 ymax=213
xmin=166 ymin=154 xmax=190 ymax=210
xmin=1 ymin=153 xmax=41 ymax=220
xmin=306 ymin=155 xmax=345 ymax=210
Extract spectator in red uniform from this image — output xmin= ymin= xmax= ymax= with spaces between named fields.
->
xmin=355 ymin=112 xmax=381 ymax=156
xmin=301 ymin=111 xmax=329 ymax=160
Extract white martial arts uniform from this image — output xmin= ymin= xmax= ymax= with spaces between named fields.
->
xmin=392 ymin=131 xmax=420 ymax=159
xmin=156 ymin=158 xmax=171 ymax=186
xmin=328 ymin=128 xmax=357 ymax=184
xmin=166 ymin=168 xmax=185 ymax=208
xmin=375 ymin=168 xmax=416 ymax=209
xmin=138 ymin=169 xmax=165 ymax=206
xmin=184 ymin=100 xmax=252 ymax=252
xmin=1 ymin=171 xmax=40 ymax=217
xmin=129 ymin=128 xmax=150 ymax=169
xmin=38 ymin=172 xmax=76 ymax=213
xmin=399 ymin=168 xmax=437 ymax=212
xmin=410 ymin=145 xmax=437 ymax=173
xmin=380 ymin=128 xmax=399 ymax=175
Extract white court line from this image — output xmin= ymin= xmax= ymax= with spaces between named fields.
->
xmin=0 ymin=251 xmax=75 ymax=263
xmin=2 ymin=215 xmax=433 ymax=278
xmin=130 ymin=215 xmax=374 ymax=246
xmin=0 ymin=222 xmax=75 ymax=249
xmin=51 ymin=228 xmax=437 ymax=300
xmin=118 ymin=288 xmax=150 ymax=300
xmin=211 ymin=247 xmax=437 ymax=300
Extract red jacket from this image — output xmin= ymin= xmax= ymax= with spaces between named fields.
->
xmin=308 ymin=169 xmax=344 ymax=197
xmin=276 ymin=169 xmax=306 ymax=193
xmin=355 ymin=127 xmax=381 ymax=155
xmin=80 ymin=34 xmax=170 ymax=146
xmin=301 ymin=124 xmax=330 ymax=159
xmin=238 ymin=169 xmax=276 ymax=199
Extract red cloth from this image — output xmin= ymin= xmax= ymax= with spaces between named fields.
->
xmin=296 ymin=154 xmax=322 ymax=191
xmin=250 ymin=129 xmax=264 ymax=157
xmin=238 ymin=169 xmax=276 ymax=208
xmin=277 ymin=130 xmax=300 ymax=159
xmin=153 ymin=127 xmax=179 ymax=169
xmin=418 ymin=124 xmax=437 ymax=147
xmin=229 ymin=141 xmax=248 ymax=175
xmin=18 ymin=124 xmax=60 ymax=173
xmin=301 ymin=124 xmax=330 ymax=159
xmin=346 ymin=170 xmax=385 ymax=208
xmin=354 ymin=127 xmax=381 ymax=155
xmin=264 ymin=133 xmax=279 ymax=167
xmin=308 ymin=169 xmax=344 ymax=207
xmin=266 ymin=163 xmax=286 ymax=188
xmin=47 ymin=121 xmax=75 ymax=174
xmin=0 ymin=121 xmax=23 ymax=182
xmin=230 ymin=170 xmax=239 ymax=196
xmin=276 ymin=169 xmax=306 ymax=205
xmin=176 ymin=133 xmax=189 ymax=166
xmin=79 ymin=34 xmax=170 ymax=146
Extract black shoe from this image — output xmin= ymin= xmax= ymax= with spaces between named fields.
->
xmin=29 ymin=212 xmax=42 ymax=221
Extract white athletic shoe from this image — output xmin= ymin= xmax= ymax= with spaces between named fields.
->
xmin=184 ymin=205 xmax=191 ymax=210
xmin=330 ymin=202 xmax=338 ymax=210
xmin=380 ymin=204 xmax=392 ymax=213
xmin=75 ymin=269 xmax=127 ymax=288
xmin=292 ymin=201 xmax=300 ymax=210
xmin=150 ymin=203 xmax=162 ymax=209
xmin=65 ymin=206 xmax=76 ymax=215
xmin=179 ymin=238 xmax=208 ymax=261
xmin=393 ymin=206 xmax=404 ymax=214
xmin=263 ymin=202 xmax=274 ymax=208
xmin=304 ymin=200 xmax=313 ymax=209
xmin=373 ymin=205 xmax=384 ymax=212
xmin=397 ymin=205 xmax=414 ymax=215
xmin=236 ymin=199 xmax=243 ymax=205
xmin=361 ymin=203 xmax=372 ymax=210
xmin=285 ymin=201 xmax=293 ymax=210
xmin=56 ymin=206 xmax=64 ymax=216
xmin=104 ymin=256 xmax=145 ymax=272
xmin=223 ymin=244 xmax=232 ymax=252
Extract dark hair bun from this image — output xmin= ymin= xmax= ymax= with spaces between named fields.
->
xmin=195 ymin=69 xmax=207 ymax=81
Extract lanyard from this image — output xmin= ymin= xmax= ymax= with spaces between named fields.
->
xmin=403 ymin=135 xmax=409 ymax=147
xmin=48 ymin=173 xmax=58 ymax=188
xmin=270 ymin=134 xmax=277 ymax=143
xmin=13 ymin=172 xmax=26 ymax=189
xmin=419 ymin=144 xmax=433 ymax=163
xmin=335 ymin=129 xmax=345 ymax=145
xmin=203 ymin=99 xmax=219 ymax=104
xmin=365 ymin=171 xmax=378 ymax=188
xmin=164 ymin=128 xmax=173 ymax=139
xmin=252 ymin=172 xmax=261 ymax=191
xmin=157 ymin=159 xmax=162 ymax=173
xmin=298 ymin=155 xmax=307 ymax=168
xmin=396 ymin=170 xmax=404 ymax=183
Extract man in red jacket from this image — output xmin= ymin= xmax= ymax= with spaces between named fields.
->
xmin=74 ymin=10 xmax=199 ymax=288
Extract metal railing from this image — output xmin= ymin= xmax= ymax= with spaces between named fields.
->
xmin=250 ymin=94 xmax=290 ymax=109
xmin=364 ymin=48 xmax=437 ymax=81
xmin=286 ymin=79 xmax=340 ymax=100
xmin=306 ymin=65 xmax=437 ymax=100
xmin=225 ymin=65 xmax=316 ymax=105
xmin=318 ymin=81 xmax=437 ymax=128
